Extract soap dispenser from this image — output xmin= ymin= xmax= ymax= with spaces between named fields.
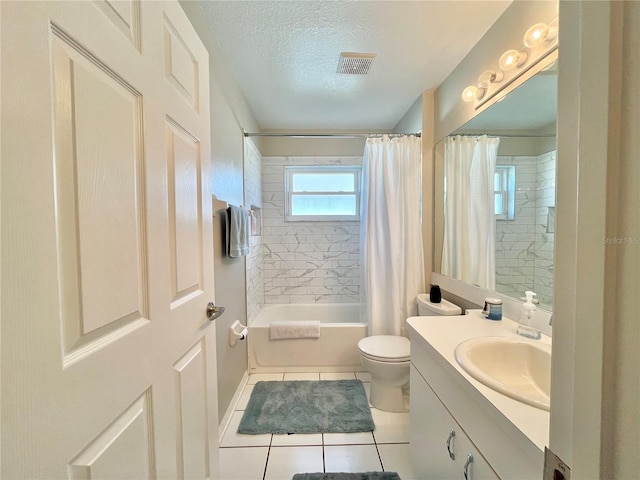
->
xmin=517 ymin=290 xmax=541 ymax=340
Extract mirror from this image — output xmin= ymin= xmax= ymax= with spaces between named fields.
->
xmin=433 ymin=54 xmax=557 ymax=311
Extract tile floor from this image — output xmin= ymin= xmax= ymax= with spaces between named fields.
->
xmin=219 ymin=372 xmax=418 ymax=480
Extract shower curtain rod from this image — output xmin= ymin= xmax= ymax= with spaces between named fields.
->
xmin=451 ymin=133 xmax=555 ymax=138
xmin=243 ymin=132 xmax=421 ymax=139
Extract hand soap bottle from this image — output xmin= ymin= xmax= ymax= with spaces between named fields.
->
xmin=517 ymin=290 xmax=541 ymax=339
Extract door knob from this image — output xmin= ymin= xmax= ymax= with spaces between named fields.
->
xmin=206 ymin=302 xmax=225 ymax=321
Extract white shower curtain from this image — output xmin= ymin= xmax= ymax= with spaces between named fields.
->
xmin=361 ymin=135 xmax=424 ymax=336
xmin=441 ymin=135 xmax=499 ymax=290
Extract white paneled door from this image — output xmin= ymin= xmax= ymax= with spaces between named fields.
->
xmin=1 ymin=1 xmax=218 ymax=478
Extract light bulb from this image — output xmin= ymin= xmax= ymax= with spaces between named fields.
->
xmin=524 ymin=22 xmax=557 ymax=48
xmin=461 ymin=85 xmax=485 ymax=103
xmin=477 ymin=70 xmax=504 ymax=88
xmin=461 ymin=86 xmax=476 ymax=102
xmin=499 ymin=49 xmax=527 ymax=71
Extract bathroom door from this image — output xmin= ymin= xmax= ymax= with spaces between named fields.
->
xmin=1 ymin=1 xmax=219 ymax=478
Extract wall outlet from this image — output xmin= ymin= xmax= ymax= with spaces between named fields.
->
xmin=544 ymin=447 xmax=571 ymax=480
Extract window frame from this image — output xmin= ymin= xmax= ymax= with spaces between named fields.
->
xmin=495 ymin=165 xmax=516 ymax=221
xmin=284 ymin=165 xmax=362 ymax=222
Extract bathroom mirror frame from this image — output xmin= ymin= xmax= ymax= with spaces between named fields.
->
xmin=431 ymin=50 xmax=557 ymax=331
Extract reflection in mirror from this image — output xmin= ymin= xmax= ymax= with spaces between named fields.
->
xmin=434 ymin=56 xmax=557 ymax=311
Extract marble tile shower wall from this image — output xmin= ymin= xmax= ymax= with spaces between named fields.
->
xmin=495 ymin=156 xmax=537 ymax=299
xmin=533 ymin=151 xmax=556 ymax=306
xmin=495 ymin=151 xmax=556 ymax=307
xmin=262 ymin=156 xmax=362 ymax=304
xmin=244 ymin=139 xmax=264 ymax=324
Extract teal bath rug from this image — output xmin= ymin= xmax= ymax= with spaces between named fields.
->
xmin=237 ymin=380 xmax=374 ymax=434
xmin=292 ymin=473 xmax=401 ymax=480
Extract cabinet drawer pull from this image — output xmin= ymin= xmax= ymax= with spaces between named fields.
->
xmin=446 ymin=429 xmax=455 ymax=460
xmin=464 ymin=453 xmax=474 ymax=480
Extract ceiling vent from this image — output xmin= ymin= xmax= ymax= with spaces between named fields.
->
xmin=337 ymin=52 xmax=377 ymax=75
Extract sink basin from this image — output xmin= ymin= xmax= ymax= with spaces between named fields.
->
xmin=454 ymin=337 xmax=551 ymax=411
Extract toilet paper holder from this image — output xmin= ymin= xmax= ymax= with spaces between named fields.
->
xmin=229 ymin=320 xmax=248 ymax=347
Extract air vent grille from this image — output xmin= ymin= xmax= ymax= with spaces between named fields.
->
xmin=337 ymin=52 xmax=376 ymax=75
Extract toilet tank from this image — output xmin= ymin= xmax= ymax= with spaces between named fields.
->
xmin=417 ymin=294 xmax=462 ymax=316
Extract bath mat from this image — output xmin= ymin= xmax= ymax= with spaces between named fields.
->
xmin=237 ymin=380 xmax=374 ymax=434
xmin=292 ymin=473 xmax=401 ymax=480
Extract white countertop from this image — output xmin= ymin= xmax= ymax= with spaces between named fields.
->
xmin=407 ymin=309 xmax=550 ymax=452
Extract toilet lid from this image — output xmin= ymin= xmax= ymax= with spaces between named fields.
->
xmin=358 ymin=335 xmax=410 ymax=362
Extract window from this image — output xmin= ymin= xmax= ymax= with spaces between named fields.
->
xmin=285 ymin=166 xmax=361 ymax=221
xmin=494 ymin=165 xmax=515 ymax=220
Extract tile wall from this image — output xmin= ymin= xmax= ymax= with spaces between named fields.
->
xmin=533 ymin=151 xmax=556 ymax=307
xmin=244 ymin=139 xmax=265 ymax=324
xmin=261 ymin=156 xmax=362 ymax=304
xmin=495 ymin=151 xmax=556 ymax=307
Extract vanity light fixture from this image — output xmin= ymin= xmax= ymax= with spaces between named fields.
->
xmin=460 ymin=16 xmax=557 ymax=105
xmin=461 ymin=85 xmax=485 ymax=103
xmin=498 ymin=49 xmax=528 ymax=71
xmin=523 ymin=22 xmax=558 ymax=49
xmin=477 ymin=70 xmax=504 ymax=88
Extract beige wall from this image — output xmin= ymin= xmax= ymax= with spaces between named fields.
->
xmin=259 ymin=132 xmax=367 ymax=157
xmin=421 ymin=93 xmax=435 ymax=292
xmin=495 ymin=135 xmax=556 ymax=157
xmin=393 ymin=94 xmax=423 ymax=134
xmin=181 ymin=2 xmax=261 ymax=423
xmin=603 ymin=4 xmax=640 ymax=476
xmin=257 ymin=98 xmax=424 ymax=158
xmin=598 ymin=2 xmax=639 ymax=478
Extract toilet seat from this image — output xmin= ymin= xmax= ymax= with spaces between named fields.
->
xmin=358 ymin=335 xmax=410 ymax=363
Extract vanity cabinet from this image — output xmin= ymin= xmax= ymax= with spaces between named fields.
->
xmin=410 ymin=365 xmax=498 ymax=480
xmin=408 ymin=314 xmax=545 ymax=480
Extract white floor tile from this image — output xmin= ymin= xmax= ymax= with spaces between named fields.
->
xmin=283 ymin=372 xmax=320 ymax=381
xmin=323 ymin=431 xmax=375 ymax=445
xmin=271 ymin=433 xmax=323 ymax=446
xmin=324 ymin=444 xmax=382 ymax=472
xmin=220 ymin=411 xmax=272 ymax=447
xmin=218 ymin=447 xmax=268 ymax=480
xmin=363 ymin=383 xmax=372 ymax=406
xmin=319 ymin=372 xmax=356 ymax=380
xmin=264 ymin=446 xmax=324 ymax=480
xmin=370 ymin=408 xmax=411 ymax=444
xmin=225 ymin=369 xmax=413 ymax=480
xmin=377 ymin=443 xmax=419 ymax=480
xmin=247 ymin=373 xmax=284 ymax=384
xmin=236 ymin=384 xmax=255 ymax=411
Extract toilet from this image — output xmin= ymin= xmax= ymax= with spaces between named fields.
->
xmin=357 ymin=294 xmax=462 ymax=412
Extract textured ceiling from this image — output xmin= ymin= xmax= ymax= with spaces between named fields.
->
xmin=199 ymin=1 xmax=512 ymax=131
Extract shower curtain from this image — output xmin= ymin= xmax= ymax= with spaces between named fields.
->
xmin=441 ymin=135 xmax=499 ymax=290
xmin=361 ymin=135 xmax=424 ymax=336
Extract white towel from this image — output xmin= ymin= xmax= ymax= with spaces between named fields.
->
xmin=227 ymin=205 xmax=250 ymax=257
xmin=270 ymin=321 xmax=321 ymax=340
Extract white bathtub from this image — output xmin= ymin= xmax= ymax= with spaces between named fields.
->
xmin=248 ymin=303 xmax=368 ymax=373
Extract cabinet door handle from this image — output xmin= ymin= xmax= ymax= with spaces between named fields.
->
xmin=446 ymin=429 xmax=455 ymax=460
xmin=463 ymin=453 xmax=474 ymax=480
